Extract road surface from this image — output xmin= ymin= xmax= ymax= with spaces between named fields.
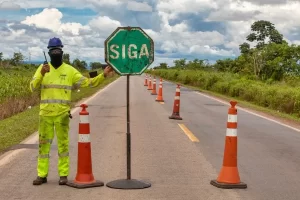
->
xmin=0 ymin=75 xmax=299 ymax=200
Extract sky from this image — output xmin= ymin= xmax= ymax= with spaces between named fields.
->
xmin=0 ymin=0 xmax=300 ymax=67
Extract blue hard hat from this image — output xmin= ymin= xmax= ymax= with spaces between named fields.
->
xmin=47 ymin=37 xmax=64 ymax=49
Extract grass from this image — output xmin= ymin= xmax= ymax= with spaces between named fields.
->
xmin=0 ymin=67 xmax=40 ymax=120
xmin=0 ymin=72 xmax=119 ymax=154
xmin=146 ymin=69 xmax=300 ymax=124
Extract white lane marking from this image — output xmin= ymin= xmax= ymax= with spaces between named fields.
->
xmin=159 ymin=79 xmax=300 ymax=133
xmin=0 ymin=76 xmax=121 ymax=167
xmin=193 ymin=91 xmax=300 ymax=133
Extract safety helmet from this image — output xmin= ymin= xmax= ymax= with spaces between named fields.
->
xmin=47 ymin=37 xmax=64 ymax=49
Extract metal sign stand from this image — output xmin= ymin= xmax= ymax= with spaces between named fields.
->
xmin=106 ymin=75 xmax=151 ymax=189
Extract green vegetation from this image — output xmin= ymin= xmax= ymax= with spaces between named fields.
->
xmin=0 ymin=52 xmax=119 ymax=154
xmin=146 ymin=20 xmax=300 ymax=121
xmin=0 ymin=52 xmax=108 ymax=120
xmin=0 ymin=75 xmax=118 ymax=154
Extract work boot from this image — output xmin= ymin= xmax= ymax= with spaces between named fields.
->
xmin=33 ymin=176 xmax=47 ymax=185
xmin=59 ymin=176 xmax=68 ymax=185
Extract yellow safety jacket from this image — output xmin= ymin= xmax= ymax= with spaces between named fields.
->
xmin=30 ymin=62 xmax=105 ymax=116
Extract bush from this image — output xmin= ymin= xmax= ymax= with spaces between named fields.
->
xmin=147 ymin=69 xmax=300 ymax=116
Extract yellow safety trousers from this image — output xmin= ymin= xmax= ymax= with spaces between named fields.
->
xmin=37 ymin=112 xmax=70 ymax=177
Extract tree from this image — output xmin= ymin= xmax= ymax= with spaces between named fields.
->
xmin=10 ymin=52 xmax=24 ymax=66
xmin=239 ymin=42 xmax=250 ymax=54
xmin=245 ymin=20 xmax=284 ymax=49
xmin=72 ymin=58 xmax=87 ymax=71
xmin=174 ymin=58 xmax=186 ymax=68
xmin=63 ymin=53 xmax=70 ymax=64
xmin=153 ymin=62 xmax=168 ymax=69
xmin=0 ymin=52 xmax=3 ymax=66
xmin=90 ymin=62 xmax=102 ymax=70
xmin=159 ymin=62 xmax=168 ymax=69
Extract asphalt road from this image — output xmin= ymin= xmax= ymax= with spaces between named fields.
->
xmin=154 ymin=75 xmax=300 ymax=200
xmin=0 ymin=75 xmax=299 ymax=199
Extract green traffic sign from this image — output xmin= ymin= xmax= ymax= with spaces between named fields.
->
xmin=104 ymin=27 xmax=154 ymax=75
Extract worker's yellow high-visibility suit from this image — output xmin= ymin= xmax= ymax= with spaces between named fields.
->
xmin=30 ymin=62 xmax=105 ymax=178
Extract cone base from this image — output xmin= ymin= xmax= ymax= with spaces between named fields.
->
xmin=169 ymin=114 xmax=182 ymax=120
xmin=66 ymin=179 xmax=104 ymax=189
xmin=156 ymin=99 xmax=164 ymax=102
xmin=106 ymin=179 xmax=151 ymax=190
xmin=147 ymin=88 xmax=152 ymax=90
xmin=151 ymin=93 xmax=157 ymax=95
xmin=210 ymin=180 xmax=247 ymax=189
xmin=144 ymin=84 xmax=148 ymax=86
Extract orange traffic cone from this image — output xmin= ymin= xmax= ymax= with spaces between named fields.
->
xmin=66 ymin=104 xmax=104 ymax=189
xmin=147 ymin=75 xmax=152 ymax=90
xmin=144 ymin=74 xmax=148 ymax=86
xmin=151 ymin=77 xmax=157 ymax=95
xmin=210 ymin=101 xmax=247 ymax=189
xmin=169 ymin=84 xmax=182 ymax=120
xmin=156 ymin=78 xmax=164 ymax=102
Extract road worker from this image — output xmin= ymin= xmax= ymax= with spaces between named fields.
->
xmin=30 ymin=37 xmax=113 ymax=185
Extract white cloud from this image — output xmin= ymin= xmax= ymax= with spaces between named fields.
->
xmin=21 ymin=8 xmax=62 ymax=31
xmin=1 ymin=0 xmax=300 ymax=67
xmin=202 ymin=0 xmax=300 ymax=54
xmin=84 ymin=0 xmax=124 ymax=10
xmin=28 ymin=46 xmax=43 ymax=58
xmin=0 ymin=1 xmax=21 ymax=10
xmin=189 ymin=45 xmax=235 ymax=57
xmin=1 ymin=7 xmax=122 ymax=61
xmin=157 ymin=0 xmax=218 ymax=15
xmin=127 ymin=1 xmax=152 ymax=12
xmin=88 ymin=16 xmax=122 ymax=35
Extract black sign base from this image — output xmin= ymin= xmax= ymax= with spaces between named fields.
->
xmin=106 ymin=179 xmax=151 ymax=189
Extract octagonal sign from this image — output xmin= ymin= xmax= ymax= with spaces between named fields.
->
xmin=105 ymin=27 xmax=154 ymax=76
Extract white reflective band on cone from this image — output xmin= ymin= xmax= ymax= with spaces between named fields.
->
xmin=176 ymin=88 xmax=180 ymax=92
xmin=159 ymin=85 xmax=162 ymax=88
xmin=78 ymin=134 xmax=90 ymax=143
xmin=175 ymin=96 xmax=180 ymax=100
xmin=226 ymin=128 xmax=237 ymax=137
xmin=80 ymin=115 xmax=89 ymax=123
xmin=227 ymin=114 xmax=237 ymax=123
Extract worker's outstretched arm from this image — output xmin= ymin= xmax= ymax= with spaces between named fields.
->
xmin=72 ymin=70 xmax=105 ymax=89
xmin=29 ymin=64 xmax=43 ymax=92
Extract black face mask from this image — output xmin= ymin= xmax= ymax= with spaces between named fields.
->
xmin=49 ymin=50 xmax=63 ymax=68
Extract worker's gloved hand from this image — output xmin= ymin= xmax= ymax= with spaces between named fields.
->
xmin=41 ymin=64 xmax=50 ymax=76
xmin=103 ymin=65 xmax=113 ymax=77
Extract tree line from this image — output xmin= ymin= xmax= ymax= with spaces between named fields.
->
xmin=153 ymin=20 xmax=300 ymax=82
xmin=0 ymin=52 xmax=105 ymax=71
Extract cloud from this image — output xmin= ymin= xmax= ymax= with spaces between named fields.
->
xmin=238 ymin=0 xmax=297 ymax=5
xmin=21 ymin=8 xmax=62 ymax=31
xmin=127 ymin=1 xmax=152 ymax=12
xmin=0 ymin=7 xmax=122 ymax=61
xmin=1 ymin=0 xmax=300 ymax=68
xmin=88 ymin=16 xmax=122 ymax=35
xmin=0 ymin=1 xmax=21 ymax=10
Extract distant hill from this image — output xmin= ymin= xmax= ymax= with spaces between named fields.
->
xmin=23 ymin=61 xmax=43 ymax=65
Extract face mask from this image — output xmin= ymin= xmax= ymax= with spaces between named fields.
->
xmin=49 ymin=49 xmax=63 ymax=68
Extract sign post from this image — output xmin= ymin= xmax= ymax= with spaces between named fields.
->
xmin=105 ymin=26 xmax=154 ymax=189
